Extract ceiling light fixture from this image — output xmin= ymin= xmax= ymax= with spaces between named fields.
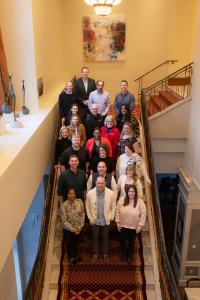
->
xmin=84 ymin=0 xmax=123 ymax=16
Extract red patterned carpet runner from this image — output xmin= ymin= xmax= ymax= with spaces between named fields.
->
xmin=57 ymin=226 xmax=147 ymax=300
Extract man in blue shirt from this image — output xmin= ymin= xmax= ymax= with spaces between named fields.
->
xmin=114 ymin=80 xmax=135 ymax=114
xmin=88 ymin=80 xmax=110 ymax=117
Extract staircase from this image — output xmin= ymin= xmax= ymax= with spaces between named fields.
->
xmin=147 ymin=88 xmax=183 ymax=116
xmin=45 ymin=195 xmax=158 ymax=300
xmin=144 ymin=63 xmax=193 ymax=117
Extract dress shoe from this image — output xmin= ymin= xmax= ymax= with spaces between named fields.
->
xmin=76 ymin=256 xmax=83 ymax=263
xmin=92 ymin=254 xmax=98 ymax=264
xmin=103 ymin=255 xmax=109 ymax=264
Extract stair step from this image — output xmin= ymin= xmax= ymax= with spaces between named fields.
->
xmin=48 ymin=288 xmax=58 ymax=300
xmin=160 ymin=90 xmax=182 ymax=105
xmin=151 ymin=95 xmax=169 ymax=110
xmin=146 ymin=289 xmax=156 ymax=299
xmin=147 ymin=99 xmax=160 ymax=116
xmin=50 ymin=264 xmax=60 ymax=288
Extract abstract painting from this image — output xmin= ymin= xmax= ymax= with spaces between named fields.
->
xmin=83 ymin=16 xmax=126 ymax=62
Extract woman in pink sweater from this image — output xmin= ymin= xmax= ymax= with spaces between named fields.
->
xmin=115 ymin=185 xmax=146 ymax=263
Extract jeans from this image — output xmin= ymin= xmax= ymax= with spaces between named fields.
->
xmin=92 ymin=224 xmax=109 ymax=255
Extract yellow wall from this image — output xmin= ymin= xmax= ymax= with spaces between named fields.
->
xmin=32 ymin=0 xmax=68 ymax=102
xmin=0 ymin=0 xmax=38 ymax=111
xmin=60 ymin=0 xmax=196 ymax=101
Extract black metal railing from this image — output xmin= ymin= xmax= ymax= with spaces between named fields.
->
xmin=135 ymin=60 xmax=178 ymax=97
xmin=23 ymin=112 xmax=60 ymax=300
xmin=140 ymin=90 xmax=182 ymax=300
xmin=144 ymin=62 xmax=193 ymax=105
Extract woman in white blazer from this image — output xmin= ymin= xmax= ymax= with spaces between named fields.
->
xmin=117 ymin=164 xmax=143 ymax=199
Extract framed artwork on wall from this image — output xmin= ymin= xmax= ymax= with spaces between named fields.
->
xmin=83 ymin=15 xmax=126 ymax=62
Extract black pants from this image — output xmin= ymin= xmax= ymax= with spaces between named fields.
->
xmin=119 ymin=228 xmax=136 ymax=259
xmin=64 ymin=229 xmax=79 ymax=259
xmin=92 ymin=224 xmax=109 ymax=256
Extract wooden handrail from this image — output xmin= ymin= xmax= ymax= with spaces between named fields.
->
xmin=135 ymin=60 xmax=178 ymax=82
xmin=143 ymin=62 xmax=193 ymax=92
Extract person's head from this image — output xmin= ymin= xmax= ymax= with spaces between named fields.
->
xmin=120 ymin=80 xmax=128 ymax=94
xmin=93 ymin=127 xmax=101 ymax=140
xmin=96 ymin=80 xmax=104 ymax=93
xmin=124 ymin=142 xmax=135 ymax=156
xmin=66 ymin=187 xmax=76 ymax=202
xmin=121 ymin=122 xmax=133 ymax=137
xmin=96 ymin=176 xmax=106 ymax=193
xmin=97 ymin=161 xmax=107 ymax=176
xmin=59 ymin=126 xmax=68 ymax=139
xmin=70 ymin=103 xmax=79 ymax=115
xmin=91 ymin=103 xmax=99 ymax=116
xmin=70 ymin=114 xmax=81 ymax=126
xmin=65 ymin=81 xmax=73 ymax=93
xmin=72 ymin=134 xmax=81 ymax=148
xmin=69 ymin=154 xmax=79 ymax=170
xmin=126 ymin=164 xmax=138 ymax=181
xmin=120 ymin=103 xmax=131 ymax=116
xmin=124 ymin=185 xmax=138 ymax=207
xmin=104 ymin=115 xmax=116 ymax=128
xmin=81 ymin=67 xmax=89 ymax=79
xmin=98 ymin=144 xmax=108 ymax=158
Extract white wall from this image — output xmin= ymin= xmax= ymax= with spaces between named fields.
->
xmin=0 ymin=251 xmax=18 ymax=300
xmin=149 ymin=99 xmax=191 ymax=139
xmin=183 ymin=0 xmax=200 ymax=189
xmin=0 ymin=105 xmax=57 ymax=272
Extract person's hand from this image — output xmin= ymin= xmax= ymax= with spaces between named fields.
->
xmin=83 ymin=100 xmax=88 ymax=106
xmin=136 ymin=226 xmax=142 ymax=234
xmin=74 ymin=228 xmax=80 ymax=235
xmin=146 ymin=178 xmax=151 ymax=185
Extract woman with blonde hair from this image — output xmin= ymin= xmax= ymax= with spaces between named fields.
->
xmin=117 ymin=164 xmax=143 ymax=199
xmin=118 ymin=122 xmax=139 ymax=155
xmin=101 ymin=114 xmax=120 ymax=161
xmin=67 ymin=114 xmax=86 ymax=146
xmin=55 ymin=126 xmax=71 ymax=164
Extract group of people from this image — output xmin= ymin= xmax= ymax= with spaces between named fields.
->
xmin=57 ymin=67 xmax=149 ymax=265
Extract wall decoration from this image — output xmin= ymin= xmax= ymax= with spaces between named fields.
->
xmin=83 ymin=15 xmax=126 ymax=62
xmin=37 ymin=77 xmax=43 ymax=97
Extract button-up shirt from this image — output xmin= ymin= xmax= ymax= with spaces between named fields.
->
xmin=88 ymin=90 xmax=110 ymax=116
xmin=95 ymin=190 xmax=105 ymax=226
xmin=114 ymin=91 xmax=135 ymax=114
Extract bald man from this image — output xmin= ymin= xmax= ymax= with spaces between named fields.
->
xmin=85 ymin=103 xmax=105 ymax=138
xmin=58 ymin=81 xmax=77 ymax=126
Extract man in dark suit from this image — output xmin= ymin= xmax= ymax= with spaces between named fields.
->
xmin=73 ymin=67 xmax=96 ymax=117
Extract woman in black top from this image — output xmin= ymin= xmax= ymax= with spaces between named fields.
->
xmin=55 ymin=126 xmax=71 ymax=164
xmin=90 ymin=144 xmax=115 ymax=175
xmin=116 ymin=104 xmax=140 ymax=138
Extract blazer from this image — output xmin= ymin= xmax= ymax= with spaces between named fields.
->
xmin=85 ymin=137 xmax=112 ymax=158
xmin=73 ymin=77 xmax=96 ymax=105
xmin=86 ymin=187 xmax=116 ymax=225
